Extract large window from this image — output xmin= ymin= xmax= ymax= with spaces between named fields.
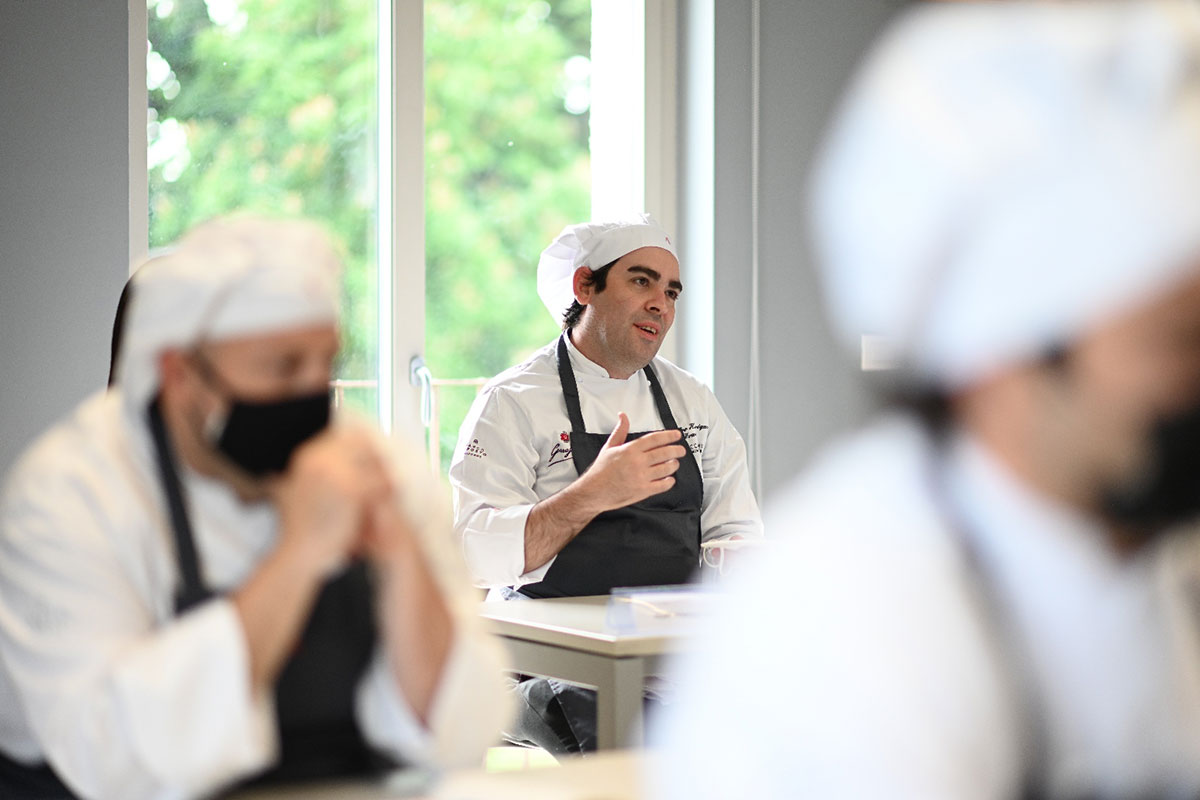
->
xmin=144 ymin=0 xmax=671 ymax=473
xmin=147 ymin=0 xmax=383 ymax=417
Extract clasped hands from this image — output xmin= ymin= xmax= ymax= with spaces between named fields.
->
xmin=270 ymin=426 xmax=417 ymax=578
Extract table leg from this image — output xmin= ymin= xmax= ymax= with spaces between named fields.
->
xmin=594 ymin=656 xmax=646 ymax=749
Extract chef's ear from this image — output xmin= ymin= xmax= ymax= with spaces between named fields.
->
xmin=157 ymin=349 xmax=193 ymax=396
xmin=573 ymin=266 xmax=595 ymax=305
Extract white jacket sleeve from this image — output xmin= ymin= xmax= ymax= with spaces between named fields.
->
xmin=0 ymin=468 xmax=275 ymax=800
xmin=355 ymin=620 xmax=512 ymax=770
xmin=448 ymin=389 xmax=554 ymax=588
xmin=356 ymin=430 xmax=515 ymax=768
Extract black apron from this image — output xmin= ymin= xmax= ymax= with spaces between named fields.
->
xmin=518 ymin=335 xmax=704 ymax=598
xmin=0 ymin=401 xmax=390 ymax=799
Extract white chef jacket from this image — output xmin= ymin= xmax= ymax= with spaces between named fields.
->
xmin=650 ymin=414 xmax=1200 ymax=799
xmin=448 ymin=334 xmax=763 ymax=591
xmin=0 ymin=390 xmax=514 ymax=800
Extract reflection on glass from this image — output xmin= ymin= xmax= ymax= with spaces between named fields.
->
xmin=147 ymin=0 xmax=380 ymax=419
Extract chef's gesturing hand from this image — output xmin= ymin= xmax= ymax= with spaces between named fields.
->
xmin=272 ymin=426 xmax=393 ymax=577
xmin=576 ymin=412 xmax=687 ymax=512
xmin=522 ymin=412 xmax=689 ymax=574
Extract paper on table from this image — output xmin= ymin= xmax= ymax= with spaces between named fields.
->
xmin=602 ymin=586 xmax=719 ymax=632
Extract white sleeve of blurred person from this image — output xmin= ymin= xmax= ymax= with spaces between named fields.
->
xmin=353 ymin=423 xmax=515 ymax=768
xmin=646 ymin=419 xmax=1024 ymax=800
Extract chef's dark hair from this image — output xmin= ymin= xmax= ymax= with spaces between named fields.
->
xmin=562 ymin=257 xmax=621 ymax=330
xmin=108 ymin=278 xmax=136 ymax=387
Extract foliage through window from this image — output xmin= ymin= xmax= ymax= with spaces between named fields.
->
xmin=148 ymin=0 xmax=381 ymax=415
xmin=424 ymin=0 xmax=590 ymax=467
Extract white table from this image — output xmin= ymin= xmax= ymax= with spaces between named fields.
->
xmin=435 ymin=748 xmax=648 ymax=800
xmin=230 ymin=749 xmax=650 ymax=799
xmin=480 ymin=594 xmax=705 ymax=749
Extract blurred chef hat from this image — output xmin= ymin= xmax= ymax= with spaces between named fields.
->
xmin=117 ymin=214 xmax=342 ymax=411
xmin=810 ymin=0 xmax=1200 ymax=388
xmin=537 ymin=213 xmax=677 ymax=324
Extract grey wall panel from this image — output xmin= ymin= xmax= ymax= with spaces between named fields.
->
xmin=753 ymin=0 xmax=907 ymax=500
xmin=710 ymin=0 xmax=755 ymax=436
xmin=686 ymin=1 xmax=908 ymax=501
xmin=0 ymin=0 xmax=131 ymax=475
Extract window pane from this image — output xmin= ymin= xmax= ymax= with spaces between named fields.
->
xmin=146 ymin=0 xmax=381 ymax=418
xmin=424 ymin=0 xmax=591 ymax=471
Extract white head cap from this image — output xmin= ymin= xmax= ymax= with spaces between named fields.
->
xmin=116 ymin=215 xmax=342 ymax=411
xmin=536 ymin=213 xmax=677 ymax=324
xmin=810 ymin=0 xmax=1200 ymax=389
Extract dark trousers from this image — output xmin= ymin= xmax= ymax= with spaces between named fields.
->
xmin=507 ymin=676 xmax=665 ymax=756
xmin=508 ymin=677 xmax=596 ymax=755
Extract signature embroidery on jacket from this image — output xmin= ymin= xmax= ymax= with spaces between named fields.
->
xmin=682 ymin=422 xmax=708 ymax=455
xmin=548 ymin=432 xmax=572 ymax=467
xmin=464 ymin=439 xmax=488 ymax=459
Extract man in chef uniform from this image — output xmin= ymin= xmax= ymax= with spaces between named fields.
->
xmin=0 ymin=216 xmax=513 ymax=800
xmin=449 ymin=214 xmax=762 ymax=753
xmin=652 ymin=2 xmax=1200 ymax=798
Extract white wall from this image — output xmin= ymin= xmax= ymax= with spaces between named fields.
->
xmin=0 ymin=0 xmax=133 ymax=475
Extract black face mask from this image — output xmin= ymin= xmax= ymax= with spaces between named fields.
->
xmin=1100 ymin=398 xmax=1200 ymax=530
xmin=194 ymin=354 xmax=331 ymax=476
xmin=207 ymin=391 xmax=331 ymax=476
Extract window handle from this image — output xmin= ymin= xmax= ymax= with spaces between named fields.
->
xmin=409 ymin=355 xmax=433 ymax=428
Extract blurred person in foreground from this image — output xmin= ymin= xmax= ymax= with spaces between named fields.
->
xmin=0 ymin=216 xmax=512 ymax=800
xmin=652 ymin=2 xmax=1200 ymax=798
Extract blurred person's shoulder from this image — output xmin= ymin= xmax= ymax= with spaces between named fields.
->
xmin=667 ymin=411 xmax=1023 ymax=800
xmin=762 ymin=412 xmax=959 ymax=568
xmin=1 ymin=390 xmax=151 ymax=537
xmin=4 ymin=391 xmax=134 ymax=496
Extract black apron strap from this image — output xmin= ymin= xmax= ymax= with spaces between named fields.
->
xmin=641 ymin=363 xmax=679 ymax=431
xmin=146 ymin=398 xmax=214 ymax=614
xmin=555 ymin=335 xmax=587 ymax=433
xmin=556 ymin=333 xmax=680 ymax=433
